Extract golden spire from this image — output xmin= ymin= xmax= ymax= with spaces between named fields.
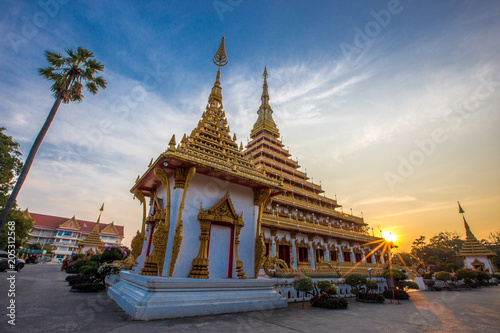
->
xmin=209 ymin=37 xmax=228 ymax=105
xmin=96 ymin=203 xmax=104 ymax=225
xmin=250 ymin=66 xmax=280 ymax=138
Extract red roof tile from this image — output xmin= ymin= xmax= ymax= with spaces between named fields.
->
xmin=28 ymin=212 xmax=124 ymax=238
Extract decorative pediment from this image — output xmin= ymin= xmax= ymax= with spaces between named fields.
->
xmin=198 ymin=192 xmax=243 ymax=225
xmin=59 ymin=216 xmax=81 ymax=230
xmin=471 ymin=259 xmax=485 ymax=267
xmin=276 ymin=236 xmax=292 ymax=246
xmin=312 ymin=241 xmax=326 ymax=250
xmin=295 ymin=238 xmax=309 ymax=248
xmin=101 ymin=221 xmax=119 ymax=235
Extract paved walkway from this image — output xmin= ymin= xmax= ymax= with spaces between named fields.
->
xmin=1 ymin=264 xmax=499 ymax=332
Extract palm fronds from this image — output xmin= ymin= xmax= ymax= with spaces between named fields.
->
xmin=38 ymin=47 xmax=107 ymax=103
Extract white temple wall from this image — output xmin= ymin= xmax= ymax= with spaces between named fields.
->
xmin=464 ymin=256 xmax=494 ymax=273
xmin=163 ymin=173 xmax=257 ymax=279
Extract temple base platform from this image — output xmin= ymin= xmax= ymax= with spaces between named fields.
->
xmin=108 ymin=271 xmax=288 ymax=320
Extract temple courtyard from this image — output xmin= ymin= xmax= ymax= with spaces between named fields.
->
xmin=0 ymin=264 xmax=498 ymax=332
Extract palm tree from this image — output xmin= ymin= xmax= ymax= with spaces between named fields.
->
xmin=0 ymin=47 xmax=107 ymax=230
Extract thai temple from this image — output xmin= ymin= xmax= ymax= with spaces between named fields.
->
xmin=109 ymin=37 xmax=390 ymax=320
xmin=457 ymin=214 xmax=496 ymax=273
xmin=26 ymin=206 xmax=123 ymax=261
xmin=244 ymin=67 xmax=389 ymax=277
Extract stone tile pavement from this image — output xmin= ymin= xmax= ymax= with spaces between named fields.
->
xmin=1 ymin=264 xmax=499 ymax=332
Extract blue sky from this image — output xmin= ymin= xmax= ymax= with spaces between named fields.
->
xmin=1 ymin=0 xmax=499 ymax=250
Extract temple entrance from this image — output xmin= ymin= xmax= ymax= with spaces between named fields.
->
xmin=208 ymin=224 xmax=234 ymax=278
xmin=189 ymin=192 xmax=246 ymax=279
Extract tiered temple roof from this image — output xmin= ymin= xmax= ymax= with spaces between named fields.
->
xmin=244 ymin=69 xmax=379 ymax=243
xmin=79 ymin=210 xmax=105 ymax=247
xmin=131 ymin=38 xmax=283 ymax=196
xmin=458 ymin=216 xmax=496 ymax=258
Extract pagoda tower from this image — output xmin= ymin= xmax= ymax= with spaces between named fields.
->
xmin=78 ymin=204 xmax=105 ymax=255
xmin=244 ymin=68 xmax=389 ymax=276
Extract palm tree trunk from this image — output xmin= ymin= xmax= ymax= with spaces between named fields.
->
xmin=0 ymin=95 xmax=63 ymax=230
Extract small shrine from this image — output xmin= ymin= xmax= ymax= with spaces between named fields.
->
xmin=108 ymin=37 xmax=288 ymax=320
xmin=457 ymin=213 xmax=496 ymax=273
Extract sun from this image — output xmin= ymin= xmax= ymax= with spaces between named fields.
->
xmin=382 ymin=231 xmax=398 ymax=244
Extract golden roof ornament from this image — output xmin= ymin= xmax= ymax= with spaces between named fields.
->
xmin=208 ymin=37 xmax=227 ymax=105
xmin=213 ymin=36 xmax=228 ymax=68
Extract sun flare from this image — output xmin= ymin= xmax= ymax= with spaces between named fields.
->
xmin=382 ymin=231 xmax=398 ymax=244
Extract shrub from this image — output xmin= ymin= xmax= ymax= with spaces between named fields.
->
xmin=90 ymin=254 xmax=102 ymax=262
xmin=435 ymin=271 xmax=454 ymax=281
xmin=68 ymin=275 xmax=89 ymax=286
xmin=356 ymin=293 xmax=385 ymax=303
xmin=492 ymin=273 xmax=500 ymax=280
xmin=100 ymin=247 xmax=125 ymax=263
xmin=423 ymin=272 xmax=434 ymax=279
xmin=311 ymin=296 xmax=348 ymax=309
xmin=383 ymin=289 xmax=410 ymax=300
xmin=71 ymin=254 xmax=85 ymax=261
xmin=80 ymin=265 xmax=99 ymax=277
xmin=65 ymin=274 xmax=80 ymax=282
xmin=456 ymin=268 xmax=477 ymax=281
xmin=317 ymin=280 xmax=337 ymax=295
xmin=383 ymin=269 xmax=407 ymax=281
xmin=293 ymin=276 xmax=315 ymax=294
xmin=69 ymin=259 xmax=91 ymax=271
xmin=365 ymin=280 xmax=379 ymax=291
xmin=345 ymin=273 xmax=367 ymax=294
xmin=476 ymin=271 xmax=491 ymax=282
xmin=405 ymin=281 xmax=420 ymax=290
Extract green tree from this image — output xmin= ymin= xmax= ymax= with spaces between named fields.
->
xmin=0 ymin=128 xmax=33 ymax=250
xmin=411 ymin=236 xmax=426 ymax=260
xmin=411 ymin=232 xmax=464 ymax=271
xmin=0 ymin=47 xmax=107 ymax=231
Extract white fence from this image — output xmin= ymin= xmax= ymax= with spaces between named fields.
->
xmin=273 ymin=277 xmax=387 ymax=303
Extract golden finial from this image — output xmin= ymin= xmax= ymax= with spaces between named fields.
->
xmin=148 ymin=158 xmax=153 ymax=167
xmin=168 ymin=134 xmax=176 ymax=151
xmin=263 ymin=66 xmax=268 ymax=80
xmin=233 ymin=133 xmax=237 ymax=141
xmin=213 ymin=36 xmax=228 ymax=67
